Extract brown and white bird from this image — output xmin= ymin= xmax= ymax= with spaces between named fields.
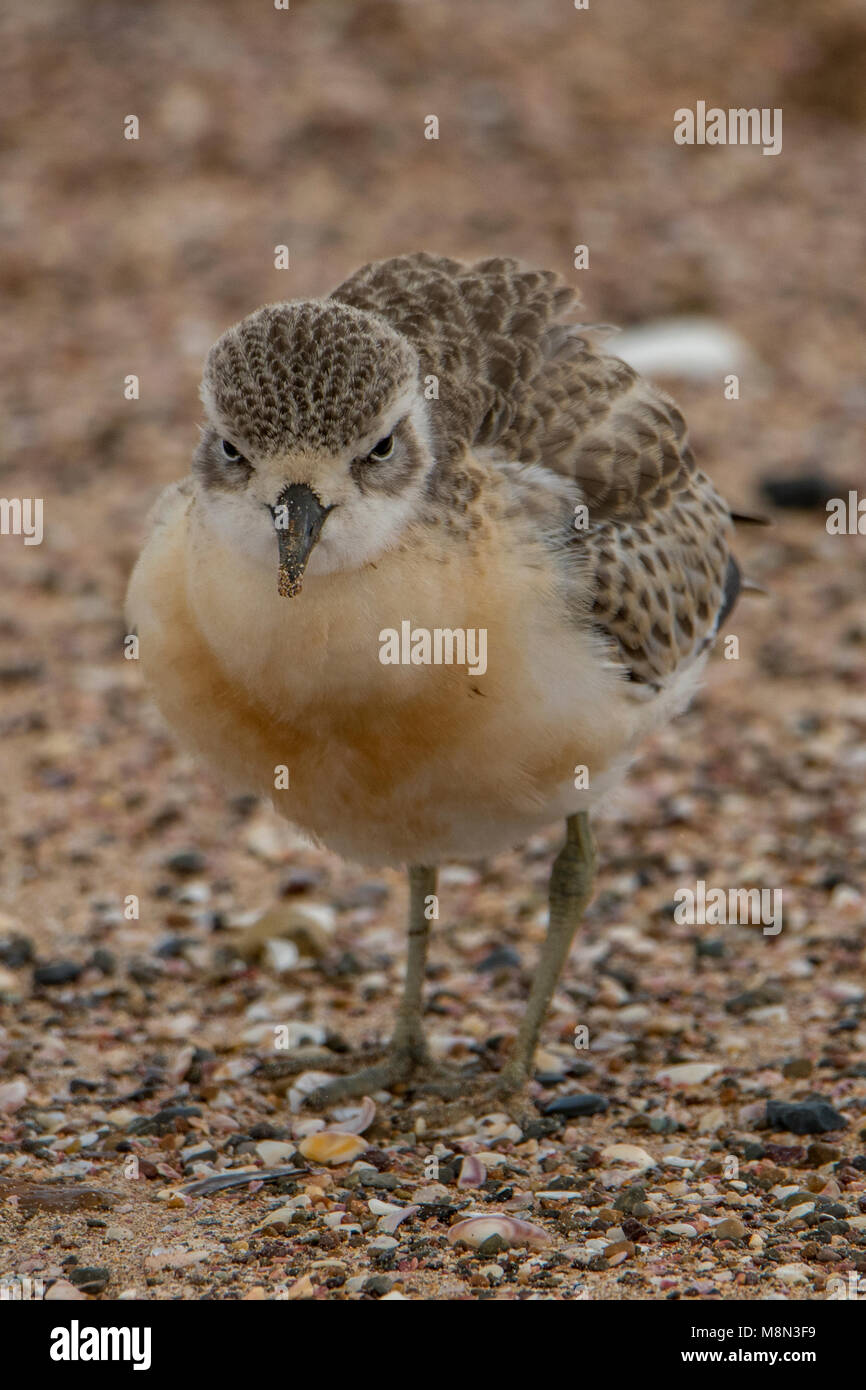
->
xmin=127 ymin=253 xmax=741 ymax=1106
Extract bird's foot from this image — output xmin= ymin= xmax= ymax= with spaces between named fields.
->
xmin=305 ymin=1046 xmax=471 ymax=1108
xmin=409 ymin=1065 xmax=536 ymax=1132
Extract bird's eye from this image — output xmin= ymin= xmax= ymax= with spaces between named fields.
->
xmin=220 ymin=439 xmax=244 ymax=463
xmin=367 ymin=435 xmax=394 ymax=462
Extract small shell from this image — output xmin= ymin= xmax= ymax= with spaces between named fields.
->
xmin=256 ymin=1140 xmax=297 ymax=1167
xmin=0 ymin=1080 xmax=28 ymax=1114
xmin=297 ymin=1131 xmax=368 ymax=1166
xmin=457 ymin=1155 xmax=487 ymax=1188
xmin=330 ymin=1095 xmax=376 ymax=1136
xmin=379 ymin=1204 xmax=419 ymax=1235
xmin=655 ymin=1063 xmax=718 ymax=1086
xmin=447 ymin=1213 xmax=549 ymax=1250
xmin=600 ymin=1143 xmax=657 ymax=1171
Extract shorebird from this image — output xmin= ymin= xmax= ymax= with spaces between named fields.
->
xmin=127 ymin=253 xmax=742 ymax=1107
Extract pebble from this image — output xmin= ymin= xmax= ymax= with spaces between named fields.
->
xmin=33 ymin=960 xmax=83 ymax=986
xmin=710 ymin=1217 xmax=747 ymax=1240
xmin=765 ymin=1099 xmax=847 ymax=1135
xmin=164 ymin=850 xmax=208 ymax=875
xmin=543 ymin=1093 xmax=608 ymax=1117
xmin=369 ymin=1236 xmax=398 ymax=1252
xmin=806 ymin=1142 xmax=841 ymax=1166
xmin=68 ymin=1267 xmax=110 ymax=1294
xmin=603 ymin=1239 xmax=635 ymax=1266
xmin=363 ymin=1275 xmax=394 ymax=1296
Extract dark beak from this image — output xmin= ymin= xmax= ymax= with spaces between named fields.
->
xmin=270 ymin=484 xmax=333 ymax=597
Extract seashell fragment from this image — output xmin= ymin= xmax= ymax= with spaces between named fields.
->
xmin=297 ymin=1131 xmax=368 ymax=1166
xmin=447 ymin=1213 xmax=549 ymax=1250
xmin=656 ymin=1063 xmax=719 ymax=1086
xmin=600 ymin=1143 xmax=657 ymax=1171
xmin=457 ymin=1155 xmax=486 ymax=1188
xmin=330 ymin=1095 xmax=376 ymax=1136
xmin=378 ymin=1204 xmax=419 ymax=1235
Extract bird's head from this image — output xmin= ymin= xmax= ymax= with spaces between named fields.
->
xmin=194 ymin=300 xmax=434 ymax=595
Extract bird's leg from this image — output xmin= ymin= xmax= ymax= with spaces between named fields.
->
xmin=496 ymin=812 xmax=596 ymax=1094
xmin=306 ymin=864 xmax=436 ymax=1107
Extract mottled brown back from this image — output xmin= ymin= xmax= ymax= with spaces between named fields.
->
xmin=333 ymin=253 xmax=737 ymax=687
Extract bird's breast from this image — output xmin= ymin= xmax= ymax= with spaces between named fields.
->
xmin=131 ymin=494 xmax=637 ymax=864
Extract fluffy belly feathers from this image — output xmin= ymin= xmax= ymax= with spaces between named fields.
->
xmin=127 ymin=486 xmax=637 ymax=864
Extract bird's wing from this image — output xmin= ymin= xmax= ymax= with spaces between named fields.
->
xmin=332 ymin=253 xmax=686 ymax=512
xmin=333 ymin=254 xmax=738 ymax=688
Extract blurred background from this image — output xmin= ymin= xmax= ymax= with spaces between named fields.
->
xmin=1 ymin=0 xmax=866 ymax=1255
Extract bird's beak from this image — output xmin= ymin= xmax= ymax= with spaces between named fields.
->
xmin=271 ymin=484 xmax=333 ymax=597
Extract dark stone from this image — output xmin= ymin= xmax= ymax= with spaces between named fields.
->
xmin=759 ymin=473 xmax=839 ymax=510
xmin=806 ymin=1142 xmax=841 ymax=1166
xmin=476 ymin=1233 xmax=508 ymax=1257
xmin=763 ymin=1143 xmax=805 ymax=1165
xmin=649 ymin=1114 xmax=680 ymax=1134
xmin=248 ymin=1122 xmax=288 ymax=1141
xmin=0 ymin=663 xmax=42 ymax=684
xmin=814 ymin=1200 xmax=848 ymax=1219
xmin=164 ymin=850 xmax=207 ymax=875
xmin=279 ymin=868 xmax=326 ymax=897
xmin=475 ymin=946 xmax=521 ymax=973
xmin=521 ymin=1118 xmax=559 ymax=1140
xmin=363 ymin=1275 xmax=394 ymax=1296
xmin=783 ymin=1058 xmax=813 ymax=1080
xmin=726 ymin=982 xmax=784 ymax=1014
xmin=695 ymin=938 xmax=725 ymax=958
xmin=621 ymin=1217 xmax=650 ymax=1242
xmin=543 ymin=1092 xmax=608 ymax=1118
xmin=154 ymin=937 xmax=196 ymax=958
xmin=544 ymin=1174 xmax=580 ymax=1191
xmin=88 ymin=949 xmax=116 ymax=975
xmin=33 ymin=960 xmax=83 ymax=986
xmin=614 ymin=1184 xmax=647 ymax=1215
xmin=68 ymin=1267 xmax=111 ymax=1294
xmin=0 ymin=935 xmax=34 ymax=968
xmin=764 ymin=1099 xmax=848 ymax=1135
xmin=357 ymin=1171 xmax=401 ymax=1190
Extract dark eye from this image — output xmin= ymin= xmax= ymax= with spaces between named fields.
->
xmin=367 ymin=435 xmax=394 ymax=462
xmin=220 ymin=439 xmax=245 ymax=463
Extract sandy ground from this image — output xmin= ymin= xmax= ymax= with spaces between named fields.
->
xmin=1 ymin=0 xmax=865 ymax=1301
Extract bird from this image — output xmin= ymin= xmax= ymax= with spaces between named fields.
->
xmin=127 ymin=252 xmax=742 ymax=1109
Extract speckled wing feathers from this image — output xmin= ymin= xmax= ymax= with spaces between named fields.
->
xmin=332 ymin=252 xmax=693 ymax=520
xmin=332 ymin=253 xmax=737 ymax=689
